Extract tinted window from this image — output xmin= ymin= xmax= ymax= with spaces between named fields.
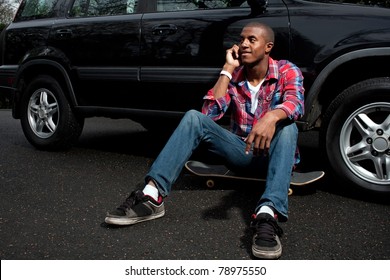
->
xmin=15 ymin=0 xmax=60 ymax=20
xmin=156 ymin=0 xmax=246 ymax=12
xmin=70 ymin=0 xmax=139 ymax=17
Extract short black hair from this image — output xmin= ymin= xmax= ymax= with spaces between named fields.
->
xmin=244 ymin=22 xmax=275 ymax=43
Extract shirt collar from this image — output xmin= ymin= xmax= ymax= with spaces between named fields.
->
xmin=232 ymin=57 xmax=278 ymax=85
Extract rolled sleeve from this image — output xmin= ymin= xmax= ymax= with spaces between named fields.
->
xmin=275 ymin=64 xmax=305 ymax=121
xmin=202 ymin=88 xmax=231 ymax=121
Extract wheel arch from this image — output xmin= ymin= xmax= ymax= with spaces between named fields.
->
xmin=320 ymin=78 xmax=390 ymax=194
xmin=13 ymin=59 xmax=78 ymax=119
xmin=301 ymin=47 xmax=390 ymax=131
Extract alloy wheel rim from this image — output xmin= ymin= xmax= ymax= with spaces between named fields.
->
xmin=27 ymin=89 xmax=59 ymax=139
xmin=340 ymin=102 xmax=390 ymax=185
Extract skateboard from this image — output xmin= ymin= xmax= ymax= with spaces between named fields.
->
xmin=185 ymin=160 xmax=325 ymax=195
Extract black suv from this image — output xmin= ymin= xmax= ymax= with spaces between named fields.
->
xmin=0 ymin=0 xmax=389 ymax=195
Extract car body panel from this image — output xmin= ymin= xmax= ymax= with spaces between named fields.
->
xmin=0 ymin=0 xmax=389 ymax=122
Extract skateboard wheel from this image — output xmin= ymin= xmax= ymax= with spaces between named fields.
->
xmin=288 ymin=188 xmax=293 ymax=195
xmin=206 ymin=179 xmax=215 ymax=188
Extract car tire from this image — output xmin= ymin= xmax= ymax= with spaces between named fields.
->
xmin=321 ymin=77 xmax=390 ymax=194
xmin=20 ymin=75 xmax=84 ymax=150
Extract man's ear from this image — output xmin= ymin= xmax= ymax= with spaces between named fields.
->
xmin=266 ymin=42 xmax=274 ymax=53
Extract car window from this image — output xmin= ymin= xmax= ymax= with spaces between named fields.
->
xmin=70 ymin=0 xmax=139 ymax=17
xmin=156 ymin=0 xmax=246 ymax=12
xmin=15 ymin=0 xmax=60 ymax=20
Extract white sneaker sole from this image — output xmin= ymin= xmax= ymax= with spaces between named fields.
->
xmin=105 ymin=210 xmax=165 ymax=226
xmin=252 ymin=245 xmax=282 ymax=259
xmin=252 ymin=235 xmax=282 ymax=259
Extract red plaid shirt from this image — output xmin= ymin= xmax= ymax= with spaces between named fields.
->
xmin=202 ymin=58 xmax=304 ymax=163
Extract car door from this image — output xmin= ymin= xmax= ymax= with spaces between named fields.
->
xmin=49 ymin=0 xmax=142 ymax=108
xmin=139 ymin=0 xmax=292 ymax=113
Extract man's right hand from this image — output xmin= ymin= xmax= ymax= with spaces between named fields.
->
xmin=225 ymin=44 xmax=241 ymax=71
xmin=210 ymin=45 xmax=241 ymax=100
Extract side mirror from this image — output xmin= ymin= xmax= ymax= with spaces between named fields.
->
xmin=247 ymin=0 xmax=268 ymax=15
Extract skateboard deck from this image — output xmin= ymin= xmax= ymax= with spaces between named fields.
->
xmin=185 ymin=161 xmax=325 ymax=195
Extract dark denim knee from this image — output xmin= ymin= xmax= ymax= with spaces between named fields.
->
xmin=181 ymin=110 xmax=206 ymax=126
xmin=276 ymin=122 xmax=298 ymax=146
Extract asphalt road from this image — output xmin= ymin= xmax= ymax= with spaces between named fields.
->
xmin=0 ymin=109 xmax=389 ymax=260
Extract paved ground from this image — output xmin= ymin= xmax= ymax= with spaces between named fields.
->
xmin=0 ymin=109 xmax=389 ymax=260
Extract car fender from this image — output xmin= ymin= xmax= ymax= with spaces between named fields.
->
xmin=13 ymin=57 xmax=77 ymax=118
xmin=301 ymin=47 xmax=390 ymax=130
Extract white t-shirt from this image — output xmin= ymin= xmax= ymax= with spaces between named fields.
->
xmin=246 ymin=78 xmax=265 ymax=114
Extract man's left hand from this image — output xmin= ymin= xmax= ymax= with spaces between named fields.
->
xmin=245 ymin=109 xmax=287 ymax=155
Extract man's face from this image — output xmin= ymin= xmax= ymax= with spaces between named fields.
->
xmin=239 ymin=26 xmax=273 ymax=66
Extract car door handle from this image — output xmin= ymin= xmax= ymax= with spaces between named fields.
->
xmin=152 ymin=24 xmax=177 ymax=36
xmin=55 ymin=29 xmax=73 ymax=39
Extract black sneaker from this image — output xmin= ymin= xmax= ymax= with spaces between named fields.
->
xmin=251 ymin=213 xmax=284 ymax=259
xmin=105 ymin=190 xmax=165 ymax=226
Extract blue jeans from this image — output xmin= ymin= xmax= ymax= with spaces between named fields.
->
xmin=146 ymin=110 xmax=298 ymax=221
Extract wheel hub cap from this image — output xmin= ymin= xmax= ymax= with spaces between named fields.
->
xmin=38 ymin=106 xmax=47 ymax=119
xmin=372 ymin=136 xmax=389 ymax=152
